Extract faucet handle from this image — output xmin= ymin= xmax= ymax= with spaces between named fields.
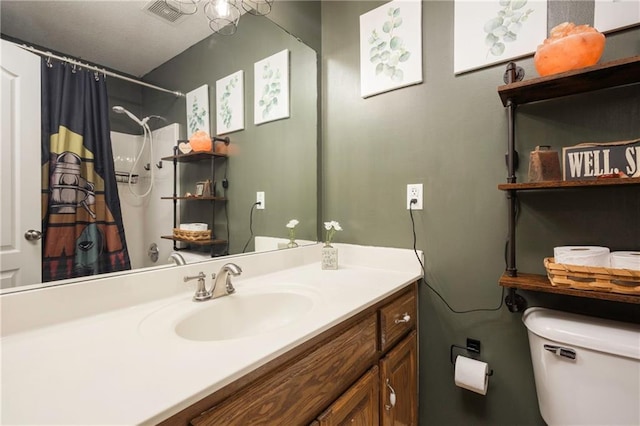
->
xmin=184 ymin=272 xmax=209 ymax=301
xmin=184 ymin=272 xmax=206 ymax=282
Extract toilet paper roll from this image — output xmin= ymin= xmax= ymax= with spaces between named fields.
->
xmin=454 ymin=355 xmax=489 ymax=395
xmin=610 ymin=251 xmax=640 ymax=271
xmin=554 ymin=246 xmax=610 ymax=267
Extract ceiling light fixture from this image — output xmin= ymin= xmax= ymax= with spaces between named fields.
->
xmin=164 ymin=0 xmax=273 ymax=35
xmin=204 ymin=0 xmax=241 ymax=35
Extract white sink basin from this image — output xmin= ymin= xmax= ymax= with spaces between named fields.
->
xmin=138 ymin=284 xmax=318 ymax=342
xmin=176 ymin=292 xmax=313 ymax=341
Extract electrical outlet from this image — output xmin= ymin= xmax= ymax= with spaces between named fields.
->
xmin=407 ymin=183 xmax=423 ymax=210
xmin=256 ymin=191 xmax=265 ymax=209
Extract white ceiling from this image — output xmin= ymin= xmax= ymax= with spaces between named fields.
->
xmin=1 ymin=0 xmax=217 ymax=77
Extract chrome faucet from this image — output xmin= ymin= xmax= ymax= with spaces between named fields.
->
xmin=168 ymin=251 xmax=187 ymax=266
xmin=183 ymin=263 xmax=242 ymax=302
xmin=211 ymin=263 xmax=242 ymax=299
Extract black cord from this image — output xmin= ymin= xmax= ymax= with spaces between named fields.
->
xmin=409 ymin=202 xmax=504 ymax=314
xmin=241 ymin=202 xmax=260 ymax=253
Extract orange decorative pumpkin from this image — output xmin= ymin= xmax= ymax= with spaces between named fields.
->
xmin=534 ymin=22 xmax=605 ymax=77
xmin=189 ymin=130 xmax=212 ymax=152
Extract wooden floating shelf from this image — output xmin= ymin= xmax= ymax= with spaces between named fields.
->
xmin=161 ymin=196 xmax=227 ymax=201
xmin=498 ymin=177 xmax=640 ymax=191
xmin=499 ymin=272 xmax=640 ymax=304
xmin=161 ymin=236 xmax=227 ymax=246
xmin=498 ymin=55 xmax=640 ymax=106
xmin=161 ymin=151 xmax=227 ymax=162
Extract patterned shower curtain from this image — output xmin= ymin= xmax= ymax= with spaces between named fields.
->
xmin=41 ymin=59 xmax=131 ymax=282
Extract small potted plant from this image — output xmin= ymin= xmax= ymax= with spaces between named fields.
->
xmin=322 ymin=221 xmax=342 ymax=270
xmin=286 ymin=219 xmax=299 ymax=248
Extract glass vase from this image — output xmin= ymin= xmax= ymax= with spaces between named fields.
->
xmin=321 ymin=243 xmax=338 ymax=270
xmin=287 ymin=239 xmax=299 ymax=249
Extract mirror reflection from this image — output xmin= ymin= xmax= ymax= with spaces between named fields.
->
xmin=0 ymin=1 xmax=318 ymax=292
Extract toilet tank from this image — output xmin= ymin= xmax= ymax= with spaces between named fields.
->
xmin=522 ymin=307 xmax=640 ymax=426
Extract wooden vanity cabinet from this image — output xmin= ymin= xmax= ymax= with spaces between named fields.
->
xmin=314 ymin=285 xmax=418 ymax=426
xmin=164 ymin=282 xmax=418 ymax=426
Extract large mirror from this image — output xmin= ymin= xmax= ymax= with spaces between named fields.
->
xmin=0 ymin=1 xmax=318 ymax=292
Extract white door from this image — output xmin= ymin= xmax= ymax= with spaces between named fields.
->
xmin=0 ymin=40 xmax=42 ymax=288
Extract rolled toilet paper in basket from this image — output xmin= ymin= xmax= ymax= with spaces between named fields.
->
xmin=610 ymin=251 xmax=640 ymax=271
xmin=554 ymin=246 xmax=610 ymax=267
xmin=454 ymin=355 xmax=489 ymax=395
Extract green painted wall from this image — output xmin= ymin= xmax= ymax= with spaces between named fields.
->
xmin=321 ymin=1 xmax=639 ymax=425
xmin=141 ymin=12 xmax=318 ymax=254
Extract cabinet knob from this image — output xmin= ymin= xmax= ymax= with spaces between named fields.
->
xmin=394 ymin=313 xmax=411 ymax=324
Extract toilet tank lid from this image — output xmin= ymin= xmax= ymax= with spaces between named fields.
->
xmin=522 ymin=307 xmax=640 ymax=360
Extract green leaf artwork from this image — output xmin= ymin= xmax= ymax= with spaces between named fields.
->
xmin=218 ymin=75 xmax=238 ymax=129
xmin=188 ymin=95 xmax=207 ymax=134
xmin=368 ymin=6 xmax=411 ymax=83
xmin=484 ymin=0 xmax=534 ymax=58
xmin=258 ymin=62 xmax=281 ymax=119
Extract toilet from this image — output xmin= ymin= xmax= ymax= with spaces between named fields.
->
xmin=522 ymin=307 xmax=640 ymax=426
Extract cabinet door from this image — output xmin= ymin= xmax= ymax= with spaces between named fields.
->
xmin=316 ymin=366 xmax=380 ymax=426
xmin=380 ymin=331 xmax=417 ymax=426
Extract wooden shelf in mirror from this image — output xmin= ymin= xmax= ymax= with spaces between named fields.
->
xmin=161 ymin=236 xmax=227 ymax=246
xmin=498 ymin=177 xmax=640 ymax=191
xmin=499 ymin=272 xmax=640 ymax=304
xmin=161 ymin=196 xmax=227 ymax=201
xmin=498 ymin=55 xmax=640 ymax=106
xmin=161 ymin=151 xmax=227 ymax=162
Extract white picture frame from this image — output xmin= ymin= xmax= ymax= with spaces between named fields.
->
xmin=216 ymin=70 xmax=245 ymax=135
xmin=359 ymin=0 xmax=423 ymax=98
xmin=186 ymin=84 xmax=210 ymax=136
xmin=454 ymin=0 xmax=548 ymax=75
xmin=254 ymin=49 xmax=290 ymax=125
xmin=594 ymin=0 xmax=640 ymax=33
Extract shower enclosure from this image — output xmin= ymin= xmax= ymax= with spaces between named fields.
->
xmin=111 ymin=123 xmax=181 ymax=269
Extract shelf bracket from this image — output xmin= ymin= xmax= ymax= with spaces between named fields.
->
xmin=505 ymin=288 xmax=527 ymax=313
xmin=503 ymin=62 xmax=524 ymax=84
xmin=503 ymin=62 xmax=525 ymax=311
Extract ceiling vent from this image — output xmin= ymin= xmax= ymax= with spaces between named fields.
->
xmin=143 ymin=0 xmax=190 ymax=25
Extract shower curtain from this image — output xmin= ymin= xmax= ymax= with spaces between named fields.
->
xmin=41 ymin=58 xmax=131 ymax=282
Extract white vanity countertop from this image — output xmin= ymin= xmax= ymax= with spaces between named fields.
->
xmin=0 ymin=244 xmax=422 ymax=425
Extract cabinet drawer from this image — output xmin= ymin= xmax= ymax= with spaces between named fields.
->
xmin=192 ymin=313 xmax=378 ymax=426
xmin=379 ymin=287 xmax=416 ymax=352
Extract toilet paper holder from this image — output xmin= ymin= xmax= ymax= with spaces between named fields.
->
xmin=450 ymin=338 xmax=493 ymax=376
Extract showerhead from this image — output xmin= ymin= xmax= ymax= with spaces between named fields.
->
xmin=112 ymin=105 xmax=146 ymax=126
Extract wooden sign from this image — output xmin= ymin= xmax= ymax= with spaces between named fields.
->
xmin=562 ymin=138 xmax=640 ymax=180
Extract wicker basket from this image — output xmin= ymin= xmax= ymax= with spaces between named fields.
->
xmin=172 ymin=228 xmax=212 ymax=241
xmin=544 ymin=257 xmax=640 ymax=295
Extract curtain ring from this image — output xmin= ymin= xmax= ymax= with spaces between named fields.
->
xmin=45 ymin=55 xmax=53 ymax=68
xmin=94 ymin=71 xmax=100 ymax=81
xmin=71 ymin=63 xmax=77 ymax=73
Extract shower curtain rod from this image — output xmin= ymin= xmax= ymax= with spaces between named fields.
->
xmin=10 ymin=41 xmax=185 ymax=98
